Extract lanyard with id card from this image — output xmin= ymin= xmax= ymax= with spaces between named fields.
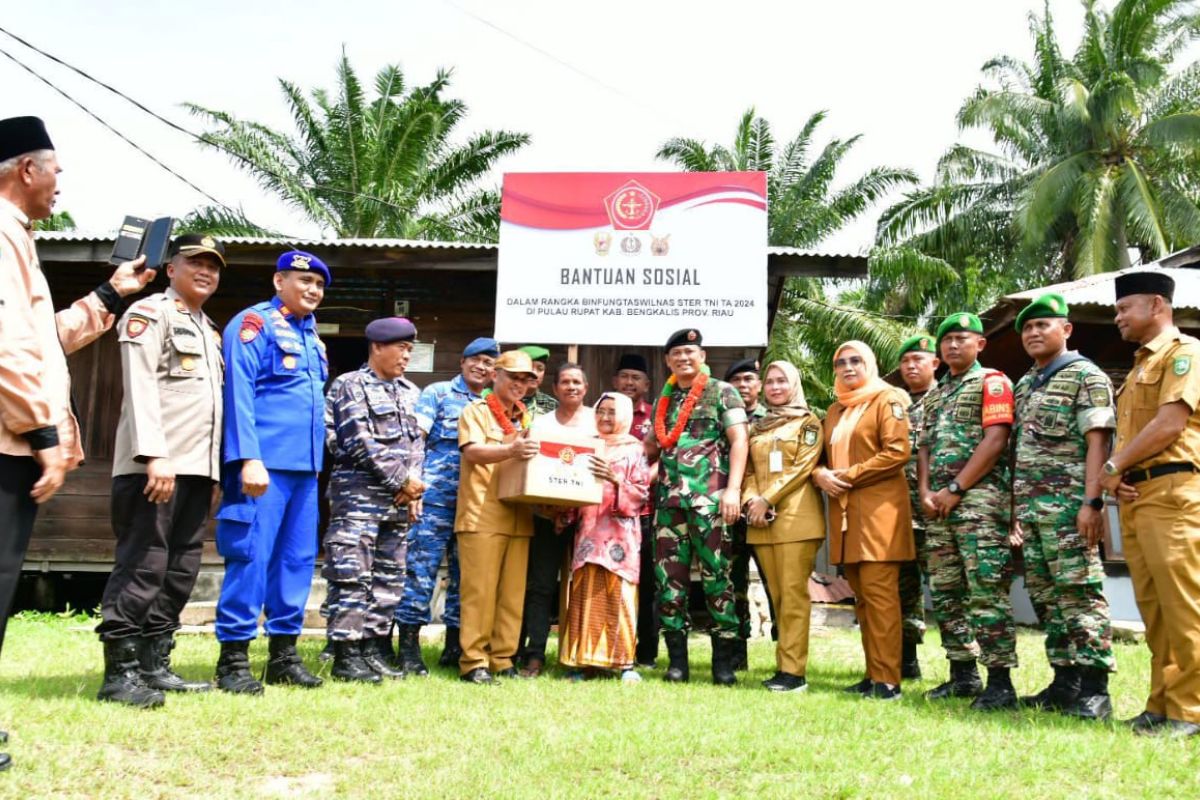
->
xmin=768 ymin=436 xmax=784 ymax=473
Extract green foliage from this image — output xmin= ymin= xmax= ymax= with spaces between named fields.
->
xmin=183 ymin=53 xmax=530 ymax=241
xmin=31 ymin=210 xmax=76 ymax=231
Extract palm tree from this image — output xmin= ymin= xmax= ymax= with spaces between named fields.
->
xmin=658 ymin=108 xmax=918 ymax=407
xmin=876 ymin=0 xmax=1200 ymax=309
xmin=180 ymin=54 xmax=530 ymax=241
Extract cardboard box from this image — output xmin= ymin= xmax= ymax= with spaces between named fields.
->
xmin=497 ymin=431 xmax=607 ymax=507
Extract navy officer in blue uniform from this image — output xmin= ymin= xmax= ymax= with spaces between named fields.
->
xmin=212 ymin=250 xmax=330 ymax=694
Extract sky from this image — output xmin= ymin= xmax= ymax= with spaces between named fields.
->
xmin=1 ymin=0 xmax=1097 ymax=254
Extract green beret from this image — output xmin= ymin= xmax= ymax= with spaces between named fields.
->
xmin=898 ymin=334 xmax=936 ymax=356
xmin=936 ymin=312 xmax=984 ymax=342
xmin=1015 ymin=292 xmax=1069 ymax=331
xmin=518 ymin=345 xmax=550 ymax=362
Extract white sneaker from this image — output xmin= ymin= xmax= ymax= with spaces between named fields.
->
xmin=621 ymin=669 xmax=642 ymax=684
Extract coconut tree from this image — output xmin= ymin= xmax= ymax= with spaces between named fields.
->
xmin=180 ymin=54 xmax=530 ymax=241
xmin=658 ymin=108 xmax=918 ymax=407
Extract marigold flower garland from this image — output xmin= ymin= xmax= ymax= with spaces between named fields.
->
xmin=483 ymin=389 xmax=529 ymax=435
xmin=655 ymin=370 xmax=709 ymax=448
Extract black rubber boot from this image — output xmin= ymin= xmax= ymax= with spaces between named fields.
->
xmin=711 ymin=637 xmax=737 ymax=686
xmin=331 ymin=641 xmax=382 ymax=684
xmin=215 ymin=640 xmax=264 ymax=695
xmin=970 ymin=666 xmax=1018 ymax=711
xmin=663 ymin=631 xmax=689 ymax=683
xmin=361 ymin=637 xmax=406 ymax=679
xmin=901 ymin=640 xmax=921 ymax=680
xmin=263 ymin=635 xmax=323 ymax=688
xmin=925 ymin=659 xmax=983 ymax=700
xmin=1062 ymin=666 xmax=1112 ymax=721
xmin=97 ymin=639 xmax=165 ymax=708
xmin=438 ymin=627 xmax=463 ymax=668
xmin=398 ymin=624 xmax=430 ymax=677
xmin=138 ymin=634 xmax=211 ymax=693
xmin=1020 ymin=664 xmax=1080 ymax=710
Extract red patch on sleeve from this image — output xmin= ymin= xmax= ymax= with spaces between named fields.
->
xmin=125 ymin=316 xmax=149 ymax=338
xmin=239 ymin=312 xmax=264 ymax=344
xmin=981 ymin=373 xmax=1014 ymax=427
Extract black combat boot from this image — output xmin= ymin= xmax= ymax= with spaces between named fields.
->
xmin=361 ymin=637 xmax=406 ymax=679
xmin=215 ymin=640 xmax=263 ymax=695
xmin=331 ymin=641 xmax=382 ymax=684
xmin=970 ymin=666 xmax=1018 ymax=711
xmin=901 ymin=640 xmax=922 ymax=680
xmin=1062 ymin=667 xmax=1112 ymax=721
xmin=397 ymin=624 xmax=429 ymax=677
xmin=1020 ymin=664 xmax=1080 ymax=710
xmin=138 ymin=634 xmax=211 ymax=692
xmin=97 ymin=639 xmax=165 ymax=708
xmin=663 ymin=631 xmax=689 ymax=683
xmin=711 ymin=637 xmax=738 ymax=686
xmin=263 ymin=635 xmax=323 ymax=688
xmin=733 ymin=638 xmax=749 ymax=672
xmin=438 ymin=627 xmax=463 ymax=668
xmin=925 ymin=659 xmax=983 ymax=700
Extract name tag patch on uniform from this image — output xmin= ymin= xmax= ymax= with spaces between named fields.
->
xmin=173 ymin=327 xmax=196 ymax=337
xmin=1175 ymin=356 xmax=1191 ymax=376
xmin=126 ymin=316 xmax=150 ymax=338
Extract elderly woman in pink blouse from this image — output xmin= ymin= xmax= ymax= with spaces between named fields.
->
xmin=559 ymin=392 xmax=653 ymax=682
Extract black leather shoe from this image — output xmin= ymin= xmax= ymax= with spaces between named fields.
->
xmin=215 ymin=640 xmax=264 ymax=695
xmin=843 ymin=677 xmax=872 ymax=695
xmin=263 ymin=635 xmax=323 ymax=688
xmin=1145 ymin=719 xmax=1200 ymax=739
xmin=1124 ymin=710 xmax=1167 ymax=732
xmin=866 ymin=682 xmax=902 ymax=701
xmin=460 ymin=667 xmax=495 ymax=685
xmin=139 ymin=634 xmax=212 ymax=693
xmin=763 ymin=672 xmax=807 ymax=693
xmin=0 ymin=752 xmax=9 ymax=771
xmin=495 ymin=666 xmax=519 ymax=678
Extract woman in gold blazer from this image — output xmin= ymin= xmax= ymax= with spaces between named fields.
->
xmin=742 ymin=361 xmax=825 ymax=693
xmin=814 ymin=340 xmax=913 ymax=700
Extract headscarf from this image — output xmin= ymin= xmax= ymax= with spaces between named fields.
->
xmin=752 ymin=360 xmax=810 ymax=435
xmin=829 ymin=341 xmax=897 ymax=482
xmin=593 ymin=392 xmax=640 ymax=446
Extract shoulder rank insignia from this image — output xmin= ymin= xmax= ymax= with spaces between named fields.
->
xmin=1174 ymin=356 xmax=1191 ymax=376
xmin=239 ymin=312 xmax=265 ymax=344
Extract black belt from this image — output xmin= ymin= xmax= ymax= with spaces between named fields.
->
xmin=1123 ymin=463 xmax=1197 ymax=484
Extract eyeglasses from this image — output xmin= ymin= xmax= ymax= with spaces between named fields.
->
xmin=834 ymin=356 xmax=864 ymax=369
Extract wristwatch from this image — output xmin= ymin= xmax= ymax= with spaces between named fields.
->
xmin=1086 ymin=497 xmax=1105 ymax=511
xmin=1102 ymin=460 xmax=1120 ymax=477
xmin=947 ymin=480 xmax=965 ymax=496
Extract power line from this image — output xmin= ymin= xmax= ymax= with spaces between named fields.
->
xmin=0 ymin=23 xmax=495 ymax=242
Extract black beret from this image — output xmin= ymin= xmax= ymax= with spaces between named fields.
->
xmin=365 ymin=317 xmax=417 ymax=343
xmin=1115 ymin=271 xmax=1174 ymax=302
xmin=0 ymin=116 xmax=54 ymax=162
xmin=616 ymin=353 xmax=649 ymax=374
xmin=664 ymin=328 xmax=702 ymax=351
xmin=724 ymin=358 xmax=760 ymax=382
xmin=170 ymin=233 xmax=226 ymax=267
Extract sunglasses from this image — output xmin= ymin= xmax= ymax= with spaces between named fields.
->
xmin=834 ymin=356 xmax=864 ymax=369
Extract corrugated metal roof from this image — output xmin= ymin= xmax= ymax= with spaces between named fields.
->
xmin=32 ymin=231 xmax=863 ymax=259
xmin=1005 ymin=264 xmax=1200 ymax=311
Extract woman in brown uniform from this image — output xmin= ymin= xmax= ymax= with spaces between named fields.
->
xmin=814 ymin=340 xmax=913 ymax=700
xmin=742 ymin=361 xmax=825 ymax=692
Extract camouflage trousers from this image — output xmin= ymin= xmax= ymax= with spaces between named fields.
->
xmin=1020 ymin=508 xmax=1115 ymax=671
xmin=323 ymin=512 xmax=408 ymax=641
xmin=899 ymin=527 xmax=928 ymax=645
xmin=926 ymin=506 xmax=1017 ymax=668
xmin=394 ymin=505 xmax=461 ymax=627
xmin=655 ymin=505 xmax=738 ymax=638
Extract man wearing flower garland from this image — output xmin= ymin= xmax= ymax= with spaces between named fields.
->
xmin=455 ymin=350 xmax=540 ymax=684
xmin=649 ymin=328 xmax=748 ymax=685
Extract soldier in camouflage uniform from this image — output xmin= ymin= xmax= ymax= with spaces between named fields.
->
xmin=519 ymin=345 xmax=558 ymax=419
xmin=1011 ymin=293 xmax=1116 ymax=720
xmin=393 ymin=337 xmax=497 ymax=676
xmin=896 ymin=334 xmax=939 ymax=680
xmin=648 ymin=329 xmax=748 ymax=685
xmin=323 ymin=317 xmax=425 ymax=682
xmin=917 ymin=312 xmax=1019 ymax=710
xmin=724 ymin=358 xmax=772 ymax=668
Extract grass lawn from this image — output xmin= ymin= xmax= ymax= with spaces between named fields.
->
xmin=0 ymin=613 xmax=1197 ymax=799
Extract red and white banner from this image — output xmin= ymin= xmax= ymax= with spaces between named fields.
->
xmin=495 ymin=172 xmax=768 ymax=346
